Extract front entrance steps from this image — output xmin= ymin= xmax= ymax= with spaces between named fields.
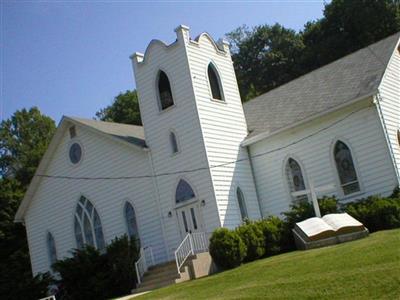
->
xmin=134 ymin=251 xmax=216 ymax=294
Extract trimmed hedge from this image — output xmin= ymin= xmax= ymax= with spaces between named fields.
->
xmin=344 ymin=196 xmax=400 ymax=232
xmin=209 ymin=187 xmax=400 ymax=270
xmin=209 ymin=228 xmax=246 ymax=269
xmin=236 ymin=221 xmax=265 ymax=262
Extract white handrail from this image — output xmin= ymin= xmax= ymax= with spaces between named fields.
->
xmin=38 ymin=296 xmax=56 ymax=300
xmin=174 ymin=232 xmax=209 ymax=274
xmin=135 ymin=246 xmax=154 ymax=285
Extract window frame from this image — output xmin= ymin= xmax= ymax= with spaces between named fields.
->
xmin=283 ymin=156 xmax=309 ymax=204
xmin=169 ymin=130 xmax=180 ymax=155
xmin=174 ymin=178 xmax=197 ymax=208
xmin=156 ymin=69 xmax=175 ymax=112
xmin=236 ymin=187 xmax=248 ymax=221
xmin=67 ymin=139 xmax=84 ymax=167
xmin=330 ymin=138 xmax=363 ymax=198
xmin=46 ymin=231 xmax=57 ymax=268
xmin=73 ymin=196 xmax=106 ymax=251
xmin=206 ymin=62 xmax=225 ymax=102
xmin=124 ymin=201 xmax=141 ymax=245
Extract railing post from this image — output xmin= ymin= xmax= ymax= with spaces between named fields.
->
xmin=189 ymin=233 xmax=194 ymax=255
xmin=175 ymin=251 xmax=180 ymax=274
xmin=135 ymin=262 xmax=141 ymax=285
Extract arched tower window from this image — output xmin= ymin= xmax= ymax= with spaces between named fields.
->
xmin=333 ymin=141 xmax=360 ymax=195
xmin=157 ymin=71 xmax=174 ymax=110
xmin=285 ymin=158 xmax=308 ymax=202
xmin=236 ymin=187 xmax=248 ymax=221
xmin=124 ymin=202 xmax=140 ymax=244
xmin=46 ymin=232 xmax=57 ymax=266
xmin=176 ymin=179 xmax=195 ymax=204
xmin=170 ymin=131 xmax=179 ymax=154
xmin=207 ymin=63 xmax=224 ymax=101
xmin=74 ymin=196 xmax=105 ymax=251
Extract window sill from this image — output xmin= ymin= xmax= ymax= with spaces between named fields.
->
xmin=210 ymin=98 xmax=226 ymax=104
xmin=158 ymin=104 xmax=176 ymax=115
xmin=340 ymin=190 xmax=365 ymax=201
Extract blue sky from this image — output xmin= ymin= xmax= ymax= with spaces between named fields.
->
xmin=2 ymin=1 xmax=326 ymax=123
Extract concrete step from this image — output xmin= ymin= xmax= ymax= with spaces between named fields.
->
xmin=136 ymin=279 xmax=177 ymax=293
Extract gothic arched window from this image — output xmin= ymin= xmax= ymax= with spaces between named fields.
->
xmin=124 ymin=202 xmax=140 ymax=244
xmin=207 ymin=63 xmax=224 ymax=101
xmin=157 ymin=71 xmax=174 ymax=110
xmin=236 ymin=187 xmax=248 ymax=221
xmin=170 ymin=131 xmax=179 ymax=154
xmin=333 ymin=141 xmax=360 ymax=195
xmin=74 ymin=196 xmax=105 ymax=251
xmin=285 ymin=158 xmax=308 ymax=202
xmin=176 ymin=179 xmax=195 ymax=204
xmin=46 ymin=232 xmax=57 ymax=266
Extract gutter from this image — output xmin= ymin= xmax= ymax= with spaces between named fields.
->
xmin=241 ymin=91 xmax=377 ymax=147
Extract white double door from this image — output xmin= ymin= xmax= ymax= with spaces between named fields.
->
xmin=176 ymin=202 xmax=203 ymax=237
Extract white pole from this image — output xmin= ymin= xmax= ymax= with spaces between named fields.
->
xmin=309 ymin=181 xmax=321 ymax=218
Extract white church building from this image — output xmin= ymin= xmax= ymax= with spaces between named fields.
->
xmin=15 ymin=26 xmax=400 ymax=279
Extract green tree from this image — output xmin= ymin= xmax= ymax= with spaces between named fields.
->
xmin=0 ymin=107 xmax=55 ymax=299
xmin=226 ymin=23 xmax=305 ymax=101
xmin=301 ymin=0 xmax=400 ymax=70
xmin=0 ymin=107 xmax=56 ymax=186
xmin=96 ymin=90 xmax=142 ymax=125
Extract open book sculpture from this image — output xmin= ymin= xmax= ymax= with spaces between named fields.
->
xmin=293 ymin=213 xmax=369 ymax=250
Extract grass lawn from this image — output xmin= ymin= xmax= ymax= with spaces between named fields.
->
xmin=133 ymin=229 xmax=400 ymax=300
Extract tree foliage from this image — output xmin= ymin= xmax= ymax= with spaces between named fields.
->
xmin=227 ymin=0 xmax=400 ymax=101
xmin=0 ymin=107 xmax=55 ymax=299
xmin=95 ymin=90 xmax=142 ymax=126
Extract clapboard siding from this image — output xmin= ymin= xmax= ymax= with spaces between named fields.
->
xmin=132 ymin=28 xmax=221 ymax=260
xmin=248 ymin=100 xmax=398 ymax=217
xmin=25 ymin=124 xmax=164 ymax=275
xmin=186 ymin=34 xmax=261 ymax=229
xmin=378 ymin=42 xmax=400 ymax=181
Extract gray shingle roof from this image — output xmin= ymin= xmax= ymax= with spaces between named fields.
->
xmin=243 ymin=33 xmax=400 ymax=142
xmin=67 ymin=117 xmax=147 ymax=148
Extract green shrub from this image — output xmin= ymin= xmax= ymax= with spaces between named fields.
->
xmin=209 ymin=228 xmax=246 ymax=269
xmin=256 ymin=216 xmax=284 ymax=256
xmin=106 ymin=235 xmax=140 ymax=296
xmin=53 ymin=234 xmax=139 ymax=300
xmin=344 ymin=196 xmax=400 ymax=232
xmin=236 ymin=221 xmax=265 ymax=262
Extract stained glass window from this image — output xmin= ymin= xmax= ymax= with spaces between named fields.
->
xmin=176 ymin=180 xmax=195 ymax=204
xmin=334 ymin=141 xmax=360 ymax=195
xmin=285 ymin=158 xmax=308 ymax=202
xmin=46 ymin=232 xmax=57 ymax=266
xmin=124 ymin=202 xmax=140 ymax=244
xmin=236 ymin=187 xmax=248 ymax=220
xmin=74 ymin=196 xmax=105 ymax=251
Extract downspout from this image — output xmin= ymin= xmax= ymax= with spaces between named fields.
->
xmin=374 ymin=92 xmax=400 ymax=184
xmin=146 ymin=149 xmax=171 ymax=261
xmin=245 ymin=146 xmax=264 ymax=219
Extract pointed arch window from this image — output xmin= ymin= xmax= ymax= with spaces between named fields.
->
xmin=157 ymin=71 xmax=174 ymax=110
xmin=176 ymin=179 xmax=195 ymax=204
xmin=207 ymin=63 xmax=224 ymax=101
xmin=334 ymin=141 xmax=360 ymax=195
xmin=124 ymin=202 xmax=140 ymax=244
xmin=170 ymin=131 xmax=179 ymax=154
xmin=74 ymin=196 xmax=105 ymax=251
xmin=46 ymin=232 xmax=57 ymax=266
xmin=285 ymin=158 xmax=308 ymax=202
xmin=236 ymin=187 xmax=248 ymax=221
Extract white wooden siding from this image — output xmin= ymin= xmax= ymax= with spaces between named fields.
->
xmin=132 ymin=28 xmax=221 ymax=260
xmin=186 ymin=34 xmax=261 ymax=229
xmin=378 ymin=42 xmax=400 ymax=181
xmin=25 ymin=124 xmax=164 ymax=275
xmin=248 ymin=100 xmax=398 ymax=217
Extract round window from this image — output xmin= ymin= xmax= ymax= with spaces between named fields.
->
xmin=69 ymin=143 xmax=82 ymax=164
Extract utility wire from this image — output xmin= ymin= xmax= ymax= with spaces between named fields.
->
xmin=35 ymin=104 xmax=372 ymax=181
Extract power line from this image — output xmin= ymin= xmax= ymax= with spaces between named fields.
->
xmin=35 ymin=104 xmax=371 ymax=181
